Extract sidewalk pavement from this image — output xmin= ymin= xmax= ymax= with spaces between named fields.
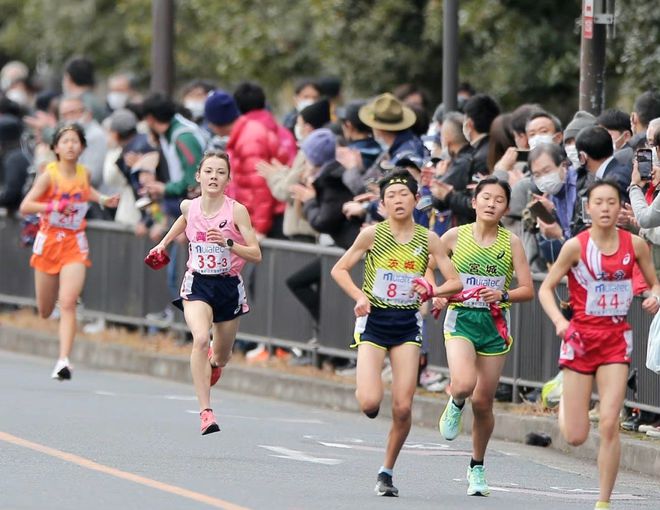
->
xmin=1 ymin=324 xmax=659 ymax=479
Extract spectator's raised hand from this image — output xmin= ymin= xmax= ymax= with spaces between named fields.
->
xmin=538 ymin=218 xmax=563 ymax=240
xmin=144 ymin=181 xmax=166 ymax=199
xmin=290 ymin=183 xmax=316 ymax=203
xmin=431 ymin=181 xmax=454 ymax=200
xmin=434 ymin=159 xmax=450 ymax=178
xmin=420 ymin=163 xmax=434 ymax=187
xmin=631 ymin=160 xmax=642 ymax=187
xmin=495 ymin=147 xmax=518 ymax=172
xmin=335 ymin=147 xmax=363 ymax=170
xmin=532 ymin=193 xmax=554 ymax=213
xmin=256 ymin=158 xmax=286 ymax=179
xmin=342 ymin=201 xmax=367 ymax=219
xmin=617 ymin=203 xmax=638 ymax=229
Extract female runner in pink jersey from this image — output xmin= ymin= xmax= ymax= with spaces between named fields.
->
xmin=539 ymin=181 xmax=660 ymax=510
xmin=148 ymin=151 xmax=261 ymax=435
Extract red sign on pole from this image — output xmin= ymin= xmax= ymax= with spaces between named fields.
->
xmin=583 ymin=0 xmax=594 ymax=39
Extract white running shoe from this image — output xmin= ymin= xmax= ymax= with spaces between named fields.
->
xmin=51 ymin=358 xmax=72 ymax=380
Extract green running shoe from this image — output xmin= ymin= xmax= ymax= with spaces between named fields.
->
xmin=467 ymin=465 xmax=490 ymax=496
xmin=439 ymin=397 xmax=463 ymax=440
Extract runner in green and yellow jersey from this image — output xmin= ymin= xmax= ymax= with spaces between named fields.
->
xmin=332 ymin=168 xmax=462 ymax=497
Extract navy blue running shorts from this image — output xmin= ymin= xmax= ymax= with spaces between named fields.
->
xmin=351 ymin=307 xmax=423 ymax=351
xmin=173 ymin=271 xmax=249 ymax=323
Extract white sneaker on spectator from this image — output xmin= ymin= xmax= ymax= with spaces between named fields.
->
xmin=145 ymin=308 xmax=174 ymax=325
xmin=246 ymin=343 xmax=268 ymax=360
xmin=83 ymin=318 xmax=106 ymax=334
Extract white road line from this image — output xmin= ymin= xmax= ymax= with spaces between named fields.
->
xmin=258 ymin=446 xmax=342 ymax=465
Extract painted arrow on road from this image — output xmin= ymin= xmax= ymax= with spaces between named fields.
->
xmin=258 ymin=445 xmax=342 ymax=465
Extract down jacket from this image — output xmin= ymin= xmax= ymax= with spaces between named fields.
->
xmin=226 ymin=109 xmax=296 ymax=235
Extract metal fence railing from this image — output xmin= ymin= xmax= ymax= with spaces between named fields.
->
xmin=0 ymin=214 xmax=658 ymax=413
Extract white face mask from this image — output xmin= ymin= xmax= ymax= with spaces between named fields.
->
xmin=528 ymin=134 xmax=555 ymax=150
xmin=107 ymin=92 xmax=129 ymax=111
xmin=296 ymin=99 xmax=315 ymax=112
xmin=462 ymin=121 xmax=471 ymax=143
xmin=294 ymin=123 xmax=306 ymax=142
xmin=534 ymin=171 xmax=564 ymax=195
xmin=565 ymin=144 xmax=580 ymax=168
xmin=6 ymin=88 xmax=28 ymax=106
xmin=184 ymin=100 xmax=205 ymax=120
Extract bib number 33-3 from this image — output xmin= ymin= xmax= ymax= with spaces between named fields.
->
xmin=191 ymin=242 xmax=230 ymax=275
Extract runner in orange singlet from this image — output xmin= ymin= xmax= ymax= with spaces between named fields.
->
xmin=20 ymin=123 xmax=118 ymax=380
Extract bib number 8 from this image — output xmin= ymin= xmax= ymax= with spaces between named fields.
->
xmin=387 ymin=283 xmax=397 ymax=298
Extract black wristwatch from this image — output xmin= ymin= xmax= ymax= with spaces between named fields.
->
xmin=500 ymin=291 xmax=509 ymax=303
xmin=226 ymin=239 xmax=234 ymax=249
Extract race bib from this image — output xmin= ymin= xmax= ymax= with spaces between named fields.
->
xmin=585 ymin=280 xmax=632 ymax=316
xmin=459 ymin=273 xmax=505 ymax=308
xmin=190 ymin=242 xmax=230 ymax=275
xmin=372 ymin=269 xmax=417 ymax=306
xmin=32 ymin=231 xmax=46 ymax=255
xmin=48 ymin=203 xmax=88 ymax=230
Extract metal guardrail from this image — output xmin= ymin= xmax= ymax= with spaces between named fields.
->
xmin=0 ymin=215 xmax=658 ymax=412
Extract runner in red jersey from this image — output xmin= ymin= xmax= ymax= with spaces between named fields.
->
xmin=539 ymin=181 xmax=660 ymax=510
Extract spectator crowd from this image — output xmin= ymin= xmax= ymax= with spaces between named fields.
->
xmin=1 ymin=56 xmax=660 ymax=424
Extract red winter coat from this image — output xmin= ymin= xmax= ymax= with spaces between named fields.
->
xmin=226 ymin=110 xmax=295 ymax=235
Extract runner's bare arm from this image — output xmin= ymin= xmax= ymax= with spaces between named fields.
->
xmin=19 ymin=172 xmax=52 ymax=215
xmin=539 ymin=237 xmax=581 ymax=336
xmin=632 ymin=235 xmax=660 ymax=314
xmin=507 ymin=233 xmax=534 ymax=303
xmin=230 ymin=202 xmax=262 ymax=264
xmin=331 ymin=226 xmax=375 ymax=315
xmin=428 ymin=231 xmax=462 ymax=298
xmin=150 ymin=200 xmax=189 ymax=255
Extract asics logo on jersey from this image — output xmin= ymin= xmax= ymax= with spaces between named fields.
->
xmin=622 ymin=253 xmax=631 ymax=265
xmin=496 ymin=251 xmax=505 ymax=259
xmin=219 ymin=220 xmax=227 ymax=228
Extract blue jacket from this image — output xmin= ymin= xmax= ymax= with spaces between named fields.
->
xmin=389 ymin=129 xmax=427 ymax=166
xmin=550 ymin=166 xmax=578 ymax=240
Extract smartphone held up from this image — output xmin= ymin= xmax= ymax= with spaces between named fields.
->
xmin=637 ymin=148 xmax=653 ymax=181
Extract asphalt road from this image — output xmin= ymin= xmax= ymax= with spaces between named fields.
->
xmin=1 ymin=350 xmax=659 ymax=510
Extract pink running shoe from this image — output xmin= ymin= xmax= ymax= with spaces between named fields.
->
xmin=208 ymin=347 xmax=222 ymax=386
xmin=200 ymin=409 xmax=220 ymax=435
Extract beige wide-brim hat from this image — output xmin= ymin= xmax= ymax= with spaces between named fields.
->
xmin=358 ymin=93 xmax=417 ymax=132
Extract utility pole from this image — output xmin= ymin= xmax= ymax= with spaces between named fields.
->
xmin=579 ymin=0 xmax=615 ymax=115
xmin=150 ymin=0 xmax=175 ymax=96
xmin=442 ymin=0 xmax=459 ymax=113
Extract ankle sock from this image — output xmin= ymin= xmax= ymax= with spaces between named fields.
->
xmin=469 ymin=458 xmax=483 ymax=469
xmin=378 ymin=466 xmax=393 ymax=476
xmin=594 ymin=502 xmax=610 ymax=509
xmin=453 ymin=397 xmax=465 ymax=409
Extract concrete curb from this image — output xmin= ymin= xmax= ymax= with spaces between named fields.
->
xmin=1 ymin=325 xmax=658 ymax=478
